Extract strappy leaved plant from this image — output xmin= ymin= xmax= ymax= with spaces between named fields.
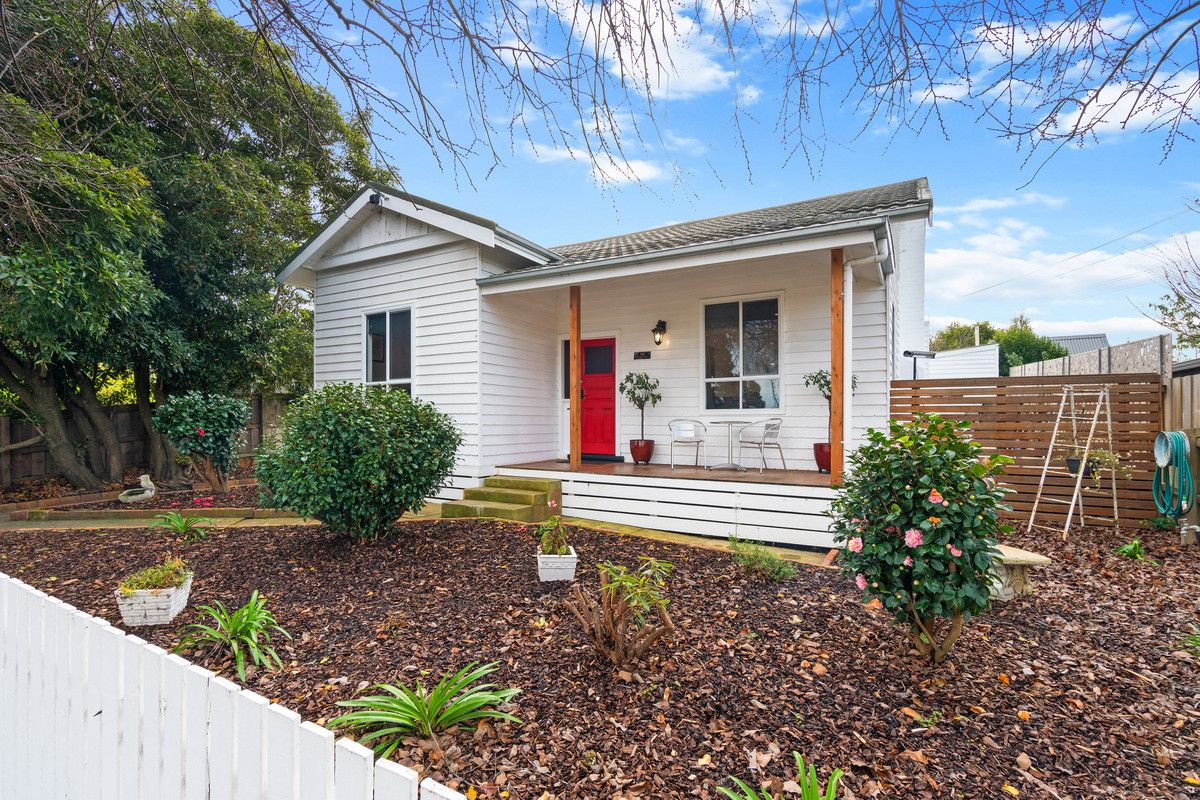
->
xmin=150 ymin=511 xmax=213 ymax=543
xmin=173 ymin=590 xmax=290 ymax=682
xmin=329 ymin=661 xmax=521 ymax=756
xmin=719 ymin=752 xmax=843 ymax=800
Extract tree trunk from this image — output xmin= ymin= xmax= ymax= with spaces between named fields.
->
xmin=0 ymin=350 xmax=105 ymax=489
xmin=67 ymin=369 xmax=123 ymax=483
xmin=134 ymin=360 xmax=179 ymax=481
xmin=66 ymin=405 xmax=106 ymax=480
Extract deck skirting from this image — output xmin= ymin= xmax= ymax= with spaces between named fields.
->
xmin=492 ymin=465 xmax=836 ymax=549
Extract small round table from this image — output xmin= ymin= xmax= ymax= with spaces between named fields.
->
xmin=708 ymin=420 xmax=747 ymax=471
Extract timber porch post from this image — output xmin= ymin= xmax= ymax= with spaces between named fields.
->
xmin=569 ymin=285 xmax=582 ymax=470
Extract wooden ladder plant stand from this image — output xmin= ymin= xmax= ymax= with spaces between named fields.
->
xmin=1028 ymin=384 xmax=1119 ymax=538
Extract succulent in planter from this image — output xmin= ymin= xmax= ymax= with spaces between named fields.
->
xmin=115 ymin=557 xmax=193 ymax=626
xmin=535 ymin=503 xmax=577 ymax=581
xmin=619 ymin=372 xmax=662 ymax=464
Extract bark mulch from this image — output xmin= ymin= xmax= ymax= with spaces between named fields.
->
xmin=1 ymin=520 xmax=1197 ymax=799
xmin=0 ymin=466 xmax=148 ymax=505
xmin=63 ymin=483 xmax=264 ymax=511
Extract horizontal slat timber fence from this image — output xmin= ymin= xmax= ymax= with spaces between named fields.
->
xmin=0 ymin=570 xmax=466 ymax=800
xmin=890 ymin=374 xmax=1164 ymax=528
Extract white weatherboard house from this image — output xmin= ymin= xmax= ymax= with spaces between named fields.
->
xmin=280 ymin=178 xmax=932 ymax=548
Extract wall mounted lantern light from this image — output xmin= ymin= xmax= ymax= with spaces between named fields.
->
xmin=652 ymin=320 xmax=667 ymax=346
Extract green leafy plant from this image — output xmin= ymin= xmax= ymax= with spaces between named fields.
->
xmin=150 ymin=511 xmax=213 ymax=543
xmin=536 ymin=509 xmax=570 ymax=555
xmin=1144 ymin=515 xmax=1178 ymax=532
xmin=154 ymin=392 xmax=250 ymax=493
xmin=728 ymin=535 xmax=797 ymax=580
xmin=174 ymin=590 xmax=291 ymax=682
xmin=329 ymin=662 xmax=521 ymax=756
xmin=802 ymin=370 xmax=858 ymax=444
xmin=1081 ymin=448 xmax=1133 ymax=490
xmin=719 ymin=752 xmax=843 ymax=800
xmin=1115 ymin=538 xmax=1154 ymax=562
xmin=1177 ymin=624 xmax=1200 ymax=657
xmin=565 ymin=557 xmax=675 ymax=665
xmin=832 ymin=413 xmax=1013 ymax=664
xmin=618 ymin=372 xmax=662 ymax=440
xmin=913 ymin=709 xmax=943 ymax=729
xmin=118 ymin=557 xmax=190 ymax=596
xmin=256 ymin=383 xmax=461 ymax=543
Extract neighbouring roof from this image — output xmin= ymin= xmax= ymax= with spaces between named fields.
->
xmin=1049 ymin=334 xmax=1111 ymax=355
xmin=543 ymin=177 xmax=932 ymax=268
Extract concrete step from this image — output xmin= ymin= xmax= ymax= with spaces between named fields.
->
xmin=484 ymin=476 xmax=562 ymax=507
xmin=440 ymin=499 xmax=541 ymax=522
xmin=462 ymin=487 xmax=548 ymax=506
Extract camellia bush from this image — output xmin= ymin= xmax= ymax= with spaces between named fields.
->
xmin=153 ymin=392 xmax=249 ymax=493
xmin=256 ymin=383 xmax=461 ymax=543
xmin=831 ymin=413 xmax=1012 ymax=664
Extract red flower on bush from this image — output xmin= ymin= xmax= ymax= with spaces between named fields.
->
xmin=195 ymin=428 xmax=206 ymax=437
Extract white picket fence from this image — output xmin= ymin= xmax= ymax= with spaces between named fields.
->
xmin=0 ymin=570 xmax=467 ymax=800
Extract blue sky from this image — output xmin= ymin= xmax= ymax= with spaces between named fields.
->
xmin=314 ymin=6 xmax=1200 ymax=347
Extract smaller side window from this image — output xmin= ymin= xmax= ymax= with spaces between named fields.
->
xmin=365 ymin=309 xmax=413 ymax=392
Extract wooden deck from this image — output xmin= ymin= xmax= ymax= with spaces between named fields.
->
xmin=500 ymin=459 xmax=832 ymax=487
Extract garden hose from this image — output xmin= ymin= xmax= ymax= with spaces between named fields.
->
xmin=1152 ymin=430 xmax=1194 ymax=518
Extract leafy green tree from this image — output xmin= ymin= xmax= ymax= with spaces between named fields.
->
xmin=0 ymin=0 xmax=383 ymax=488
xmin=930 ymin=317 xmax=1066 ymax=376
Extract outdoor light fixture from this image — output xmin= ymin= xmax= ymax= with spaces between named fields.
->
xmin=652 ymin=320 xmax=667 ymax=345
xmin=903 ymin=349 xmax=936 ymax=380
xmin=368 ymin=192 xmax=385 ymax=206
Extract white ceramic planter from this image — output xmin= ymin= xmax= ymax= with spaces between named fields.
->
xmin=115 ymin=573 xmax=193 ymax=626
xmin=537 ymin=546 xmax=577 ymax=582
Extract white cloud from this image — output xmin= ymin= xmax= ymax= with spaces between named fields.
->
xmin=737 ymin=85 xmax=763 ymax=106
xmin=664 ymin=131 xmax=707 ymax=155
xmin=941 ymin=192 xmax=1066 ymax=215
xmin=521 ymin=141 xmax=580 ymax=163
xmin=590 ymin=158 xmax=668 ymax=184
xmin=1057 ymin=70 xmax=1200 ymax=139
xmin=910 ymin=81 xmax=970 ymax=105
xmin=1028 ymin=316 xmax=1167 ymax=339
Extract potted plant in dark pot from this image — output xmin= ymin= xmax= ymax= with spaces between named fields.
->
xmin=802 ymin=369 xmax=857 ymax=473
xmin=619 ymin=372 xmax=662 ymax=464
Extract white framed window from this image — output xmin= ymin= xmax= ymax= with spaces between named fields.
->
xmin=364 ymin=308 xmax=412 ymax=393
xmin=703 ymin=296 xmax=780 ymax=410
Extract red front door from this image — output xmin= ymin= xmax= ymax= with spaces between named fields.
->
xmin=580 ymin=338 xmax=616 ymax=456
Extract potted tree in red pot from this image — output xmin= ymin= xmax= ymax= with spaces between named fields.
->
xmin=802 ymin=369 xmax=857 ymax=473
xmin=619 ymin=372 xmax=662 ymax=464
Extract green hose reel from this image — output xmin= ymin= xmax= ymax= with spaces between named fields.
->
xmin=1153 ymin=430 xmax=1194 ymax=518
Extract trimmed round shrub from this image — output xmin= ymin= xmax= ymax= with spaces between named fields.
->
xmin=831 ymin=413 xmax=1012 ymax=663
xmin=256 ymin=383 xmax=461 ymax=542
xmin=154 ymin=392 xmax=249 ymax=492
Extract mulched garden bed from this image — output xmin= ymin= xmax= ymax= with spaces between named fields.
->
xmin=0 ymin=466 xmax=149 ymax=505
xmin=1 ymin=520 xmax=1197 ymax=799
xmin=63 ymin=483 xmax=264 ymax=511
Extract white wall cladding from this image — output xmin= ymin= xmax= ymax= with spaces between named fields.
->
xmin=312 ymin=211 xmax=484 ymax=497
xmin=516 ymin=251 xmax=892 ymax=470
xmin=921 ymin=343 xmax=1001 ymax=378
xmin=890 ymin=214 xmax=929 ymax=376
xmin=0 ymin=570 xmax=466 ymax=800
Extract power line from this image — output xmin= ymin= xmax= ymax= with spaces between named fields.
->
xmin=961 ymin=209 xmax=1192 ymax=298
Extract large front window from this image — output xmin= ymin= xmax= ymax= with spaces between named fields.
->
xmin=365 ymin=309 xmax=412 ymax=392
xmin=704 ymin=297 xmax=779 ymax=409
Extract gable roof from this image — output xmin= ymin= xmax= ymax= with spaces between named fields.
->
xmin=544 ymin=178 xmax=931 ymax=268
xmin=1049 ymin=333 xmax=1111 ymax=355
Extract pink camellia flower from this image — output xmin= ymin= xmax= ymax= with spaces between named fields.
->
xmin=904 ymin=528 xmax=923 ymax=547
xmin=195 ymin=428 xmax=206 ymax=437
xmin=927 ymin=489 xmax=944 ymax=505
xmin=848 ymin=537 xmax=863 ymax=553
xmin=855 ymin=574 xmax=867 ymax=590
xmin=949 ymin=544 xmax=963 ymax=557
xmin=903 ymin=556 xmax=914 ymax=567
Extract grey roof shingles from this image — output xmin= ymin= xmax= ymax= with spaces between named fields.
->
xmin=542 ymin=177 xmax=931 ymax=268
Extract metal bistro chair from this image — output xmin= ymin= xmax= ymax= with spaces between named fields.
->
xmin=668 ymin=419 xmax=707 ymax=469
xmin=738 ymin=418 xmax=786 ymax=473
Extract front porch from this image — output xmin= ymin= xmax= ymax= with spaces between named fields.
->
xmin=497 ymin=460 xmax=837 ymax=548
